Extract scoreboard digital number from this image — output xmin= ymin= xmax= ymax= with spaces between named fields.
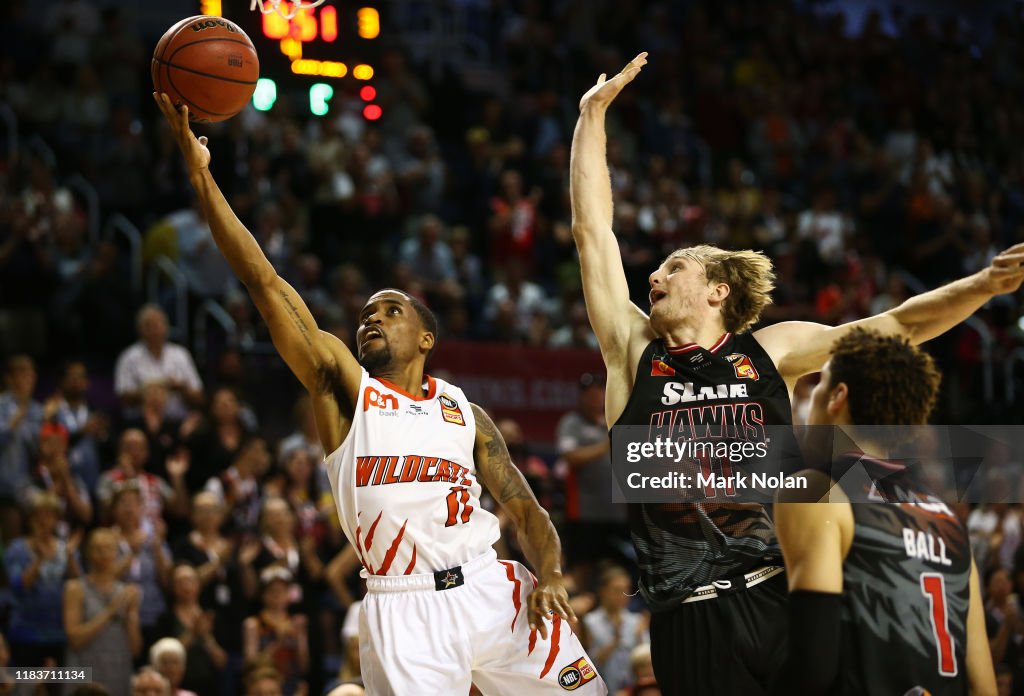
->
xmin=198 ymin=0 xmax=380 ymax=82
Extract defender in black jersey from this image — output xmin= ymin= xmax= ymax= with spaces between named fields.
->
xmin=773 ymin=330 xmax=995 ymax=695
xmin=570 ymin=52 xmax=1024 ymax=694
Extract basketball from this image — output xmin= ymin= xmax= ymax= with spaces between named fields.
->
xmin=151 ymin=15 xmax=259 ymax=123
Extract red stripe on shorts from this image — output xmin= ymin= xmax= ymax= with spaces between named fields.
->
xmin=498 ymin=560 xmax=522 ymax=632
xmin=539 ymin=613 xmax=562 ymax=678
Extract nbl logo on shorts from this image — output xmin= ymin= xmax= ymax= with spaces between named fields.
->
xmin=558 ymin=657 xmax=596 ymax=690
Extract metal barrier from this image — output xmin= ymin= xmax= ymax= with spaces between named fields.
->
xmin=147 ymin=255 xmax=189 ymax=342
xmin=103 ymin=214 xmax=143 ymax=296
xmin=0 ymin=103 xmax=16 ymax=160
xmin=194 ymin=299 xmax=237 ymax=362
xmin=67 ymin=174 xmax=101 ymax=246
xmin=897 ymin=269 xmax=994 ymax=403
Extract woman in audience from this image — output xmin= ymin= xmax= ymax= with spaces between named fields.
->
xmin=64 ymin=528 xmax=141 ymax=696
xmin=155 ymin=564 xmax=226 ymax=694
xmin=109 ymin=483 xmax=172 ymax=646
xmin=149 ymin=637 xmax=198 ymax=696
xmin=242 ymin=567 xmax=309 ymax=696
xmin=583 ymin=566 xmax=650 ymax=694
xmin=184 ymin=387 xmax=252 ymax=491
xmin=4 ymin=492 xmax=80 ymax=672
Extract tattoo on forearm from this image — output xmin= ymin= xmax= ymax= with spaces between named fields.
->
xmin=279 ymin=289 xmax=313 ymax=348
xmin=473 ymin=405 xmax=531 ymax=503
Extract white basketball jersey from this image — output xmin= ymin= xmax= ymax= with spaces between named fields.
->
xmin=325 ymin=369 xmax=501 ymax=575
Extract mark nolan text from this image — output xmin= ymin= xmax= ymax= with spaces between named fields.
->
xmin=627 ymin=471 xmax=807 ymax=490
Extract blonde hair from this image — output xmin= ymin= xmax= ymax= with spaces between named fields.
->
xmin=667 ymin=245 xmax=775 ymax=333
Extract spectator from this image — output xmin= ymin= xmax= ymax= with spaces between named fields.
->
xmin=0 ymin=355 xmax=43 ymax=538
xmin=45 ymin=360 xmax=107 ymax=491
xmin=172 ymin=491 xmax=248 ymax=677
xmin=114 ymin=305 xmax=203 ymax=419
xmin=203 ymin=436 xmax=269 ymax=536
xmin=986 ymin=567 xmax=1024 ymax=674
xmin=148 ymin=638 xmax=198 ymax=696
xmin=108 ymin=484 xmax=172 ymax=645
xmin=130 ymin=667 xmax=171 ymax=696
xmin=267 ymin=447 xmax=328 ymax=545
xmin=483 ymin=259 xmax=549 ymax=340
xmin=242 ymin=567 xmax=309 ymax=696
xmin=64 ymin=528 xmax=141 ymax=696
xmin=243 ymin=666 xmax=285 ymax=696
xmin=185 ymin=387 xmax=252 ymax=492
xmin=3 ymin=491 xmax=80 ymax=671
xmin=614 ymin=643 xmax=658 ymax=696
xmin=556 ymin=373 xmax=628 ymax=565
xmin=97 ymin=429 xmax=185 ymax=524
xmin=583 ymin=567 xmax=650 ymax=694
xmin=277 ymin=395 xmax=323 ymax=464
xmin=488 ymin=170 xmax=540 ymax=266
xmin=245 ymin=497 xmax=324 ymax=608
xmin=155 ymin=564 xmax=226 ymax=695
xmin=122 ymin=382 xmax=182 ymax=483
xmin=23 ymin=421 xmax=93 ymax=528
xmin=397 ymin=215 xmax=457 ymax=304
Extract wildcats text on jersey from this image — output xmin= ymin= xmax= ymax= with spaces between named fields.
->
xmin=355 ymin=455 xmax=474 ymax=488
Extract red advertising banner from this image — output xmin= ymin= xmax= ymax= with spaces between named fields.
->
xmin=430 ymin=341 xmax=606 ymax=442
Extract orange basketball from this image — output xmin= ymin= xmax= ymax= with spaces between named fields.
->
xmin=152 ymin=15 xmax=260 ymax=123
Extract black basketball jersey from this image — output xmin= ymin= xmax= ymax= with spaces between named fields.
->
xmin=833 ymin=454 xmax=971 ymax=696
xmin=614 ymin=332 xmax=797 ymax=609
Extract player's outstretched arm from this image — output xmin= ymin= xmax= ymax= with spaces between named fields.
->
xmin=770 ymin=472 xmax=850 ymax=695
xmin=756 ymin=243 xmax=1024 ymax=383
xmin=570 ymin=53 xmax=652 ymax=362
xmin=154 ymin=94 xmax=361 ymax=427
xmin=966 ymin=560 xmax=998 ymax=696
xmin=471 ymin=404 xmax=574 ymax=639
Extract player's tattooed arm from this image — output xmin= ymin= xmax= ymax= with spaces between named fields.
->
xmin=154 ymin=92 xmax=362 ymax=428
xmin=472 ymin=404 xmax=577 ymax=637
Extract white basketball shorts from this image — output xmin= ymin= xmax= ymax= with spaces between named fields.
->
xmin=358 ymin=549 xmax=608 ymax=695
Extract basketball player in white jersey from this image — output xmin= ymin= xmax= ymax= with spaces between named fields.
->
xmin=156 ymin=94 xmax=606 ymax=695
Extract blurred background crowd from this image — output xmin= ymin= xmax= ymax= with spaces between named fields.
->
xmin=2 ymin=0 xmax=1024 ymax=694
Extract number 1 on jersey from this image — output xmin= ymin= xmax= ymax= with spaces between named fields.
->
xmin=920 ymin=573 xmax=958 ymax=677
xmin=445 ymin=486 xmax=473 ymax=527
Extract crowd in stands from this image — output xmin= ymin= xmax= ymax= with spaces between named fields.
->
xmin=1 ymin=0 xmax=1024 ymax=694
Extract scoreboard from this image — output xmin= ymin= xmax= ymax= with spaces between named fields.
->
xmin=197 ymin=0 xmax=382 ymax=117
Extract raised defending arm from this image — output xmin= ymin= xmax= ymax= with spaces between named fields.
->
xmin=570 ymin=54 xmax=651 ymax=359
xmin=471 ymin=404 xmax=575 ymax=638
xmin=755 ymin=244 xmax=1024 ymax=385
xmin=155 ymin=94 xmax=361 ymax=444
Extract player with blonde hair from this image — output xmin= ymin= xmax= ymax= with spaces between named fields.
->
xmin=570 ymin=52 xmax=1024 ymax=694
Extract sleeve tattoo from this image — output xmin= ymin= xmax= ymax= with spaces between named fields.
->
xmin=471 ymin=404 xmax=532 ymax=504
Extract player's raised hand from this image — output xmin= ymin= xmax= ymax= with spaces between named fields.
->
xmin=527 ymin=577 xmax=578 ymax=640
xmin=153 ymin=92 xmax=211 ymax=173
xmin=981 ymin=242 xmax=1024 ymax=295
xmin=579 ymin=52 xmax=648 ymax=112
